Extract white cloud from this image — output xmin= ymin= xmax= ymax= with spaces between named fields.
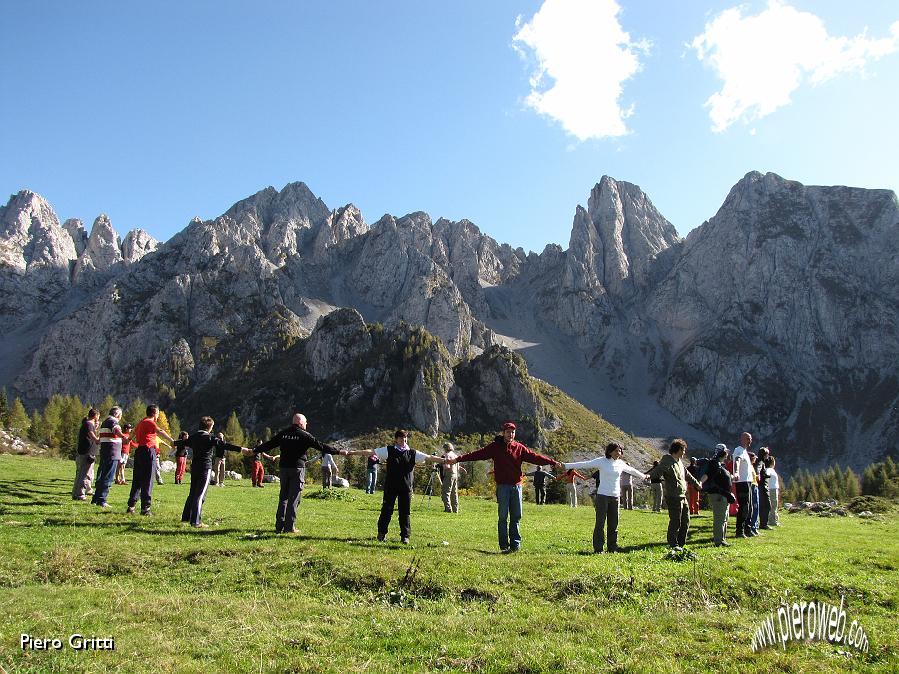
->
xmin=513 ymin=0 xmax=649 ymax=140
xmin=691 ymin=0 xmax=899 ymax=132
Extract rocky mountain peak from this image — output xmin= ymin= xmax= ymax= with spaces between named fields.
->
xmin=72 ymin=214 xmax=123 ymax=281
xmin=223 ymin=182 xmax=332 ymax=264
xmin=565 ymin=177 xmax=680 ymax=299
xmin=0 ymin=190 xmax=75 ymax=273
xmin=63 ymin=218 xmax=88 ymax=256
xmin=121 ymin=228 xmax=158 ymax=264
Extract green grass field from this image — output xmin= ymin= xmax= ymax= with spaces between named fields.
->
xmin=1 ymin=454 xmax=897 ymax=673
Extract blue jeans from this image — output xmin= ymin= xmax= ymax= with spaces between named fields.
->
xmin=496 ymin=484 xmax=523 ymax=550
xmin=366 ymin=468 xmax=377 ymax=493
xmin=750 ymin=485 xmax=760 ymax=532
xmin=91 ymin=454 xmax=117 ymax=505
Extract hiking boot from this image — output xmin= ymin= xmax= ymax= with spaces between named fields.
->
xmin=377 ymin=534 xmax=386 ymax=542
xmin=715 ymin=541 xmax=731 ymax=547
xmin=126 ymin=506 xmax=135 ymax=514
xmin=193 ymin=523 xmax=209 ymax=529
xmin=401 ymin=537 xmax=410 ymax=545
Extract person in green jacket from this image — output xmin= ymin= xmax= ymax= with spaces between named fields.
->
xmin=647 ymin=439 xmax=703 ymax=550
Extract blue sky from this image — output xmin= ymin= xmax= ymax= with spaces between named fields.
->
xmin=2 ymin=1 xmax=897 ymax=254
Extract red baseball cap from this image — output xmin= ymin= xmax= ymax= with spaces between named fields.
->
xmin=502 ymin=422 xmax=517 ymax=430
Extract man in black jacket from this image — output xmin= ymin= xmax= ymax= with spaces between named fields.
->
xmin=254 ymin=413 xmax=342 ymax=534
xmin=174 ymin=416 xmax=250 ymax=528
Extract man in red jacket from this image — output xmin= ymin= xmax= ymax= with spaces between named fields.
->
xmin=448 ymin=422 xmax=560 ymax=553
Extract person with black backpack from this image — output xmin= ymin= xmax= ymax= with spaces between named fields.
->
xmin=700 ymin=444 xmax=737 ymax=547
xmin=72 ymin=408 xmax=100 ymax=501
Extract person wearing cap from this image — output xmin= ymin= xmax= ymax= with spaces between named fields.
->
xmin=700 ymin=444 xmax=736 ymax=546
xmin=447 ymin=422 xmax=561 ymax=553
xmin=343 ymin=429 xmax=446 ymax=543
xmin=437 ymin=442 xmax=467 ymax=513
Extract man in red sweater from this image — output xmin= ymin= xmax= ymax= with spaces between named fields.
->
xmin=448 ymin=422 xmax=560 ymax=553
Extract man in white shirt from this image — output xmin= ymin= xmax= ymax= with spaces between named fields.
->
xmin=562 ymin=443 xmax=648 ymax=553
xmin=731 ymin=432 xmax=756 ymax=538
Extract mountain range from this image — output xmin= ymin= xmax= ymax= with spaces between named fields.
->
xmin=1 ymin=171 xmax=896 ymax=472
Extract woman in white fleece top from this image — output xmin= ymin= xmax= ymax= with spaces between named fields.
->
xmin=563 ymin=443 xmax=649 ymax=553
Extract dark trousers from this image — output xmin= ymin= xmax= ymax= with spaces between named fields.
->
xmin=666 ymin=498 xmax=690 ymax=548
xmin=91 ymin=454 xmax=117 ymax=505
xmin=182 ymin=465 xmax=212 ymax=526
xmin=735 ymin=482 xmax=752 ymax=535
xmin=378 ymin=486 xmax=412 ymax=539
xmin=535 ymin=486 xmax=546 ymax=504
xmin=127 ymin=446 xmax=155 ymax=512
xmin=593 ymin=495 xmax=620 ymax=552
xmin=758 ymin=485 xmax=771 ymax=527
xmin=276 ymin=465 xmax=305 ymax=533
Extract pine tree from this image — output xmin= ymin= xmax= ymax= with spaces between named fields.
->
xmin=7 ymin=398 xmax=30 ymax=435
xmin=123 ymin=399 xmax=147 ymax=428
xmin=98 ymin=394 xmax=117 ymax=417
xmin=0 ymin=388 xmax=9 ymax=428
xmin=28 ymin=411 xmax=43 ymax=442
xmin=844 ymin=467 xmax=861 ymax=498
xmin=58 ymin=396 xmax=86 ymax=455
xmin=224 ymin=411 xmax=245 ymax=447
xmin=169 ymin=413 xmax=181 ymax=440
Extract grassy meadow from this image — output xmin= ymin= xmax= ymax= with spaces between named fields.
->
xmin=0 ymin=453 xmax=897 ymax=673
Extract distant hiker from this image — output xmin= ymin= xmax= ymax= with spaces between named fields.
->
xmin=251 ymin=446 xmax=276 ymax=488
xmin=72 ymin=408 xmax=100 ymax=501
xmin=562 ymin=469 xmax=589 ymax=507
xmin=756 ymin=447 xmax=771 ymax=529
xmin=526 ymin=466 xmax=555 ymax=505
xmin=127 ymin=405 xmax=175 ymax=516
xmin=344 ymin=429 xmax=445 ymax=544
xmin=686 ymin=457 xmax=701 ymax=515
xmin=115 ymin=423 xmax=133 ymax=485
xmin=174 ymin=417 xmax=250 ymax=527
xmin=731 ymin=432 xmax=756 ymax=538
xmin=321 ymin=451 xmax=337 ymax=488
xmin=619 ymin=469 xmax=635 ymax=510
xmin=91 ymin=406 xmax=126 ymax=508
xmin=172 ymin=431 xmax=190 ymax=484
xmin=765 ymin=456 xmax=781 ymax=527
xmin=700 ymin=445 xmax=736 ymax=547
xmin=562 ymin=443 xmax=649 ymax=553
xmin=212 ymin=438 xmax=229 ymax=487
xmin=447 ymin=422 xmax=561 ymax=553
xmin=438 ymin=442 xmax=466 ymax=513
xmin=253 ymin=412 xmax=343 ymax=534
xmin=365 ymin=453 xmax=380 ymax=494
xmin=649 ymin=460 xmax=663 ymax=512
xmin=647 ymin=439 xmax=703 ymax=550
